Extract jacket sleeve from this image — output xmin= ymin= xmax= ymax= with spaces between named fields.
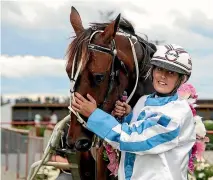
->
xmin=123 ymin=111 xmax=133 ymax=124
xmin=87 ymin=107 xmax=193 ymax=155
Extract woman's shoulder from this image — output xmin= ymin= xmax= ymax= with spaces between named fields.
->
xmin=132 ymin=95 xmax=149 ymax=113
xmin=135 ymin=95 xmax=149 ymax=106
xmin=166 ymin=98 xmax=193 ymax=119
xmin=173 ymin=98 xmax=191 ymax=108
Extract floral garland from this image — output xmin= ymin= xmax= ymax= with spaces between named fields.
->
xmin=103 ymin=83 xmax=209 ymax=176
xmin=103 ymin=142 xmax=119 ymax=176
xmin=177 ymin=83 xmax=209 ymax=173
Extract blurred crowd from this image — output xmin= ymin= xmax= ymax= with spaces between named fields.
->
xmin=1 ymin=95 xmax=70 ymax=105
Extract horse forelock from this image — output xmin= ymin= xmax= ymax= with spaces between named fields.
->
xmin=66 ymin=28 xmax=93 ymax=79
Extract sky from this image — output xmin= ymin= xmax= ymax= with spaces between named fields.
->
xmin=1 ymin=0 xmax=213 ymax=100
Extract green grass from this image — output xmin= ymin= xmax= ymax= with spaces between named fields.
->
xmin=12 ymin=125 xmax=32 ymax=130
xmin=37 ymin=126 xmax=46 ymax=137
xmin=204 ymin=120 xmax=213 ymax=150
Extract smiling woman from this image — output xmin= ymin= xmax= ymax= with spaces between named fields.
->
xmin=152 ymin=67 xmax=180 ymax=94
xmin=149 ymin=44 xmax=192 ymax=96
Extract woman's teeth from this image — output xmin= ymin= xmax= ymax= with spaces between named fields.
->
xmin=158 ymin=81 xmax=166 ymax=85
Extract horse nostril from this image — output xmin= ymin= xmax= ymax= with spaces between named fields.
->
xmin=75 ymin=139 xmax=92 ymax=152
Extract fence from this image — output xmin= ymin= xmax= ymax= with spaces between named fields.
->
xmin=1 ymin=127 xmax=44 ymax=179
xmin=1 ymin=123 xmax=213 ymax=180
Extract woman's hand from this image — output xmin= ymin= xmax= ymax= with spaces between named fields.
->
xmin=112 ymin=100 xmax=132 ymax=118
xmin=51 ymin=155 xmax=68 ymax=163
xmin=71 ymin=92 xmax=97 ymax=118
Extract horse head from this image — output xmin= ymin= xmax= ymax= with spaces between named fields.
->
xmin=66 ymin=6 xmax=156 ymax=152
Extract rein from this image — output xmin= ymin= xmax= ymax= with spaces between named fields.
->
xmin=68 ymin=30 xmax=139 ymax=129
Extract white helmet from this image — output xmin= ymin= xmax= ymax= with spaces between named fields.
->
xmin=150 ymin=44 xmax=192 ymax=77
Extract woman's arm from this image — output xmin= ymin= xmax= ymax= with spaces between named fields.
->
xmin=71 ymin=93 xmax=195 ymax=155
xmin=87 ymin=108 xmax=182 ymax=155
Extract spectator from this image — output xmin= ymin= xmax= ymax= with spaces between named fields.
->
xmin=50 ymin=111 xmax=58 ymax=125
xmin=34 ymin=113 xmax=42 ymax=127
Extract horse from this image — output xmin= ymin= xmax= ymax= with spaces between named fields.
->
xmin=65 ymin=6 xmax=156 ymax=180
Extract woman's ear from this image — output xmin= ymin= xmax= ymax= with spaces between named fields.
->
xmin=181 ymin=75 xmax=188 ymax=85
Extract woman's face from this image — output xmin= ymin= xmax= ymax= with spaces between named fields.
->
xmin=152 ymin=66 xmax=180 ymax=94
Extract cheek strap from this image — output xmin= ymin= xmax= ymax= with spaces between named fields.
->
xmin=170 ymin=74 xmax=187 ymax=95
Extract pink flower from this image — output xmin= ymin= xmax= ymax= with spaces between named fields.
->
xmin=178 ymin=83 xmax=209 ymax=173
xmin=177 ymin=83 xmax=198 ymax=100
xmin=178 ymin=83 xmax=197 ymax=117
xmin=188 ymin=158 xmax=195 ymax=173
xmin=104 ymin=144 xmax=119 ymax=176
xmin=107 ymin=160 xmax=119 ymax=176
xmin=189 ymin=104 xmax=197 ymax=117
xmin=107 ymin=151 xmax=117 ymax=162
xmin=105 ymin=144 xmax=114 ymax=153
xmin=188 ymin=143 xmax=197 ymax=173
xmin=195 ymin=141 xmax=206 ymax=161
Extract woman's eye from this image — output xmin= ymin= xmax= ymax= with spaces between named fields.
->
xmin=168 ymin=71 xmax=174 ymax=75
xmin=157 ymin=67 xmax=162 ymax=71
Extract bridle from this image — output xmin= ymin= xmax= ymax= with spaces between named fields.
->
xmin=68 ymin=30 xmax=139 ymax=129
xmin=88 ymin=31 xmax=119 ymax=109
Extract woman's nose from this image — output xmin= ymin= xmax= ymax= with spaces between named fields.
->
xmin=161 ymin=71 xmax=166 ymax=79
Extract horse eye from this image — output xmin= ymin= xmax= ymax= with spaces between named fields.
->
xmin=92 ymin=73 xmax=106 ymax=85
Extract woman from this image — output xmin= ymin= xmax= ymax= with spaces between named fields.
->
xmin=72 ymin=44 xmax=196 ymax=180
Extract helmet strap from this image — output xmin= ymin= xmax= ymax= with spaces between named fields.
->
xmin=169 ymin=75 xmax=184 ymax=95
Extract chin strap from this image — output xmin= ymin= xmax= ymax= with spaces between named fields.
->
xmin=167 ymin=74 xmax=186 ymax=96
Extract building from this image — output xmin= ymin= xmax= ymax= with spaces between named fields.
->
xmin=12 ymin=103 xmax=69 ymax=122
xmin=196 ymin=100 xmax=213 ymax=120
xmin=9 ymin=99 xmax=213 ymax=122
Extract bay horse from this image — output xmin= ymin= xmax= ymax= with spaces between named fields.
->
xmin=66 ymin=6 xmax=156 ymax=180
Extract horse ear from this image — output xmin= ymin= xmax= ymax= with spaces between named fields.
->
xmin=101 ymin=14 xmax=121 ymax=43
xmin=70 ymin=6 xmax=84 ymax=36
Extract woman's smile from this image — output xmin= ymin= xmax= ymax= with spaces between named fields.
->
xmin=153 ymin=67 xmax=179 ymax=94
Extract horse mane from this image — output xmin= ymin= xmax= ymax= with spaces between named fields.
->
xmin=90 ymin=18 xmax=136 ymax=35
xmin=66 ymin=17 xmax=156 ymax=78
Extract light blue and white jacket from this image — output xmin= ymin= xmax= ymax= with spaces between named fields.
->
xmin=87 ymin=93 xmax=196 ymax=180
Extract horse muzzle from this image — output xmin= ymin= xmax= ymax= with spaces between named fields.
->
xmin=75 ymin=138 xmax=92 ymax=152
